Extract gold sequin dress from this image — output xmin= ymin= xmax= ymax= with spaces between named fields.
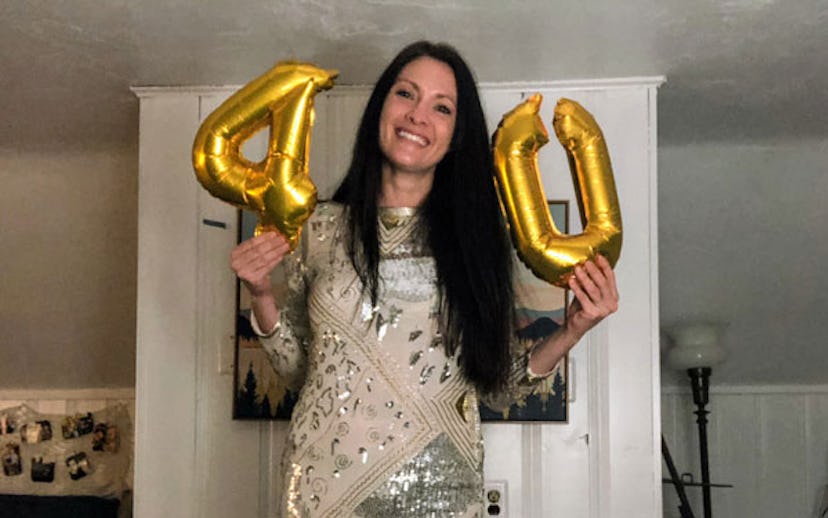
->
xmin=260 ymin=202 xmax=541 ymax=517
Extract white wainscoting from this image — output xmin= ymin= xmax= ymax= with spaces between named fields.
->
xmin=662 ymin=385 xmax=828 ymax=518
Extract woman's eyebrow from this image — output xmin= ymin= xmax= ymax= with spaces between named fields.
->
xmin=435 ymin=92 xmax=457 ymax=105
xmin=395 ymin=77 xmax=420 ymax=93
xmin=396 ymin=77 xmax=456 ymax=105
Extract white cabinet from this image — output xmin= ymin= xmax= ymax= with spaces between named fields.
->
xmin=133 ymin=76 xmax=662 ymax=518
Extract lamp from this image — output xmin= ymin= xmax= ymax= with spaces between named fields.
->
xmin=666 ymin=322 xmax=727 ymax=518
xmin=667 ymin=323 xmax=727 ymax=372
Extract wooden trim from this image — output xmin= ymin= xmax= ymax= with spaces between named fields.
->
xmin=647 ymin=84 xmax=664 ymax=515
xmin=663 ymin=384 xmax=828 ymax=395
xmin=478 ymin=77 xmax=665 ymax=91
xmin=522 ymin=425 xmax=544 ymax=517
xmin=131 ymin=85 xmax=375 ymax=97
xmin=588 ymin=325 xmax=611 ymax=517
xmin=131 ymin=76 xmax=666 ymax=98
xmin=0 ymin=388 xmax=135 ymax=401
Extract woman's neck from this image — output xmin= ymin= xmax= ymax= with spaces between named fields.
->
xmin=378 ymin=164 xmax=434 ymax=208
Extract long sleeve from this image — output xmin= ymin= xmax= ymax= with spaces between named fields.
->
xmin=255 ymin=231 xmax=312 ymax=392
xmin=479 ymin=273 xmax=564 ymax=412
xmin=479 ymin=325 xmax=561 ymax=412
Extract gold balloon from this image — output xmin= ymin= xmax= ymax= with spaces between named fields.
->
xmin=492 ymin=94 xmax=622 ymax=287
xmin=192 ymin=61 xmax=338 ymax=249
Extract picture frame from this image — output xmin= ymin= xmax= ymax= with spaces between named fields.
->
xmin=479 ymin=200 xmax=570 ymax=422
xmin=232 ymin=201 xmax=570 ymax=422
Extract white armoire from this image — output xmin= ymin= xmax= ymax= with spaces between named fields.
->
xmin=133 ymin=76 xmax=663 ymax=518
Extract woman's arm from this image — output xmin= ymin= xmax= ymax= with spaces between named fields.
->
xmin=232 ymin=229 xmax=313 ymax=391
xmin=527 ymin=254 xmax=619 ymax=376
xmin=230 ymin=231 xmax=292 ymax=334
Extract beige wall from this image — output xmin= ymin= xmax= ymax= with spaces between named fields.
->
xmin=0 ymin=147 xmax=137 ymax=389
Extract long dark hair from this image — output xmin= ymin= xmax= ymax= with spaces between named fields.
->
xmin=332 ymin=41 xmax=514 ymax=395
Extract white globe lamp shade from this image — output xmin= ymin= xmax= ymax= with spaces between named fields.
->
xmin=666 ymin=323 xmax=727 ymax=371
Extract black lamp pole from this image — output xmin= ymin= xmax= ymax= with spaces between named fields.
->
xmin=688 ymin=366 xmax=713 ymax=518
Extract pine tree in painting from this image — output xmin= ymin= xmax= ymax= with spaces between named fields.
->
xmin=237 ymin=362 xmax=260 ymax=418
xmin=260 ymin=394 xmax=273 ymax=418
xmin=552 ymin=370 xmax=566 ymax=415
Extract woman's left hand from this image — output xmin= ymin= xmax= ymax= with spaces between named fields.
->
xmin=564 ymin=254 xmax=619 ymax=340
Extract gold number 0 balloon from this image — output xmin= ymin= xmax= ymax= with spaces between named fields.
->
xmin=492 ymin=94 xmax=622 ymax=287
xmin=192 ymin=62 xmax=338 ymax=249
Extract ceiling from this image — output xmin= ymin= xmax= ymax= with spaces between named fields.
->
xmin=2 ymin=0 xmax=826 ymax=385
xmin=3 ymin=0 xmax=827 ymax=150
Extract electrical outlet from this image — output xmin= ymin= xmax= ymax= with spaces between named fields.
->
xmin=484 ymin=480 xmax=508 ymax=517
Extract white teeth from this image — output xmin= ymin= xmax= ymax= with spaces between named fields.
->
xmin=397 ymin=129 xmax=428 ymax=146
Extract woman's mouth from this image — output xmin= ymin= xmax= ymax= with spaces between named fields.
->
xmin=396 ymin=128 xmax=429 ymax=146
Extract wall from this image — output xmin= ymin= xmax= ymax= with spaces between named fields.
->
xmin=658 ymin=138 xmax=828 ymax=386
xmin=2 ymin=137 xmax=823 ymax=394
xmin=662 ymin=385 xmax=828 ymax=517
xmin=659 ymin=140 xmax=828 ymax=517
xmin=0 ymin=148 xmax=137 ymax=389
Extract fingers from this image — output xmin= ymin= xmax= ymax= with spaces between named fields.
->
xmin=232 ymin=231 xmax=289 ymax=259
xmin=595 ymin=254 xmax=620 ymax=302
xmin=576 ymin=261 xmax=602 ymax=302
xmin=568 ymin=271 xmax=600 ymax=318
xmin=567 ymin=255 xmax=619 ymax=319
xmin=230 ymin=232 xmax=291 ymax=292
xmin=231 ymin=239 xmax=285 ymax=277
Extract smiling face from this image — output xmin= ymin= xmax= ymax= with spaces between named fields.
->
xmin=378 ymin=56 xmax=458 ymax=179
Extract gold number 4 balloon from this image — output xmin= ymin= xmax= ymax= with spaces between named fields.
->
xmin=492 ymin=94 xmax=622 ymax=287
xmin=192 ymin=61 xmax=338 ymax=249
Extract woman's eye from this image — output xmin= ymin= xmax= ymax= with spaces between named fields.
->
xmin=395 ymin=89 xmax=413 ymax=99
xmin=436 ymin=104 xmax=453 ymax=116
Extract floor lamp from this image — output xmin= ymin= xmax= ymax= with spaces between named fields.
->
xmin=666 ymin=323 xmax=727 ymax=518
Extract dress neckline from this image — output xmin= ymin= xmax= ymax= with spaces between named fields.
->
xmin=378 ymin=206 xmax=420 ymax=230
xmin=378 ymin=206 xmax=419 ymax=216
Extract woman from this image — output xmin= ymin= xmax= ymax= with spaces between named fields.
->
xmin=232 ymin=41 xmax=618 ymax=517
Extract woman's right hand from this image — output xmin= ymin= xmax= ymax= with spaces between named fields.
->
xmin=230 ymin=231 xmax=291 ymax=298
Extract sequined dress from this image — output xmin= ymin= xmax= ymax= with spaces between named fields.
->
xmin=260 ymin=202 xmax=542 ymax=518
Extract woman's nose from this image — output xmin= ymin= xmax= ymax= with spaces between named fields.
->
xmin=406 ymin=102 xmax=427 ymax=124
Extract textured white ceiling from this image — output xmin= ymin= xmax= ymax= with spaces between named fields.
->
xmin=3 ymin=0 xmax=826 ymax=149
xmin=2 ymin=0 xmax=826 ymax=385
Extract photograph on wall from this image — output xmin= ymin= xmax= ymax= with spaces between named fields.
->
xmin=233 ymin=201 xmax=569 ymax=421
xmin=91 ymin=422 xmax=120 ymax=453
xmin=21 ymin=420 xmax=52 ymax=443
xmin=479 ymin=200 xmax=570 ymax=422
xmin=31 ymin=456 xmax=55 ymax=483
xmin=61 ymin=413 xmax=94 ymax=439
xmin=2 ymin=443 xmax=22 ymax=476
xmin=65 ymin=452 xmax=90 ymax=480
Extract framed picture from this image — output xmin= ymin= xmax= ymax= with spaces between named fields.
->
xmin=232 ymin=201 xmax=570 ymax=421
xmin=480 ymin=200 xmax=570 ymax=422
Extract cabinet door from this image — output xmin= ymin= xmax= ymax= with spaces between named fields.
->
xmin=481 ymin=88 xmax=592 ymax=517
xmin=136 ymin=80 xmax=659 ymax=518
xmin=529 ymin=85 xmax=659 ymax=518
xmin=311 ymin=89 xmax=371 ymax=198
xmin=195 ymin=92 xmax=266 ymax=518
